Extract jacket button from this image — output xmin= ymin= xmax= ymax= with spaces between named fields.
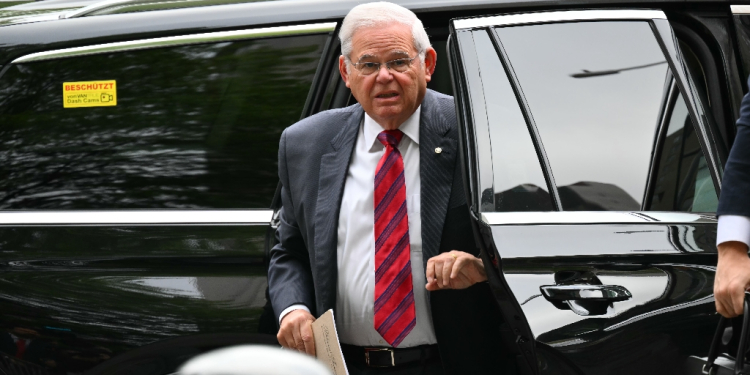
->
xmin=435 ymin=147 xmax=442 ymax=154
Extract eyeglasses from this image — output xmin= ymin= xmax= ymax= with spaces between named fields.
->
xmin=350 ymin=55 xmax=418 ymax=75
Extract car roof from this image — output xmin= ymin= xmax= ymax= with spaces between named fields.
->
xmin=1 ymin=0 xmax=748 ymax=66
xmin=1 ymin=0 xmax=738 ymax=23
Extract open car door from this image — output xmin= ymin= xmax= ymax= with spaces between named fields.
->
xmin=448 ymin=9 xmax=723 ymax=375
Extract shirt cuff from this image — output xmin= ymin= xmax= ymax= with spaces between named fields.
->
xmin=717 ymin=215 xmax=750 ymax=248
xmin=279 ymin=304 xmax=310 ymax=325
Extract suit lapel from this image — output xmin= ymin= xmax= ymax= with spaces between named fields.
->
xmin=420 ymin=91 xmax=458 ymax=268
xmin=313 ymin=107 xmax=363 ymax=314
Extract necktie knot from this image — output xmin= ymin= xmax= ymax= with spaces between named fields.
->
xmin=377 ymin=130 xmax=404 ymax=149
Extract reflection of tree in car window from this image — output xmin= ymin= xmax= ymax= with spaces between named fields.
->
xmin=0 ymin=35 xmax=326 ymax=209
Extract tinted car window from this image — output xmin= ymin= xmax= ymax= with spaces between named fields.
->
xmin=733 ymin=14 xmax=750 ymax=83
xmin=496 ymin=21 xmax=714 ymax=211
xmin=0 ymin=34 xmax=327 ymax=209
xmin=649 ymin=91 xmax=718 ymax=211
xmin=472 ymin=30 xmax=554 ymax=212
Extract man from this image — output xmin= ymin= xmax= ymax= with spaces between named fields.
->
xmin=714 ymin=76 xmax=750 ymax=318
xmin=267 ymin=2 xmax=506 ymax=374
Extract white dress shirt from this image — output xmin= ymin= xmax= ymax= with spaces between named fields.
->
xmin=279 ymin=106 xmax=437 ymax=347
xmin=717 ymin=215 xmax=750 ymax=248
xmin=334 ymin=106 xmax=436 ymax=347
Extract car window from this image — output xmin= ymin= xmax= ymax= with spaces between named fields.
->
xmin=733 ymin=12 xmax=750 ymax=83
xmin=472 ymin=30 xmax=554 ymax=212
xmin=649 ymin=90 xmax=718 ymax=212
xmin=0 ymin=34 xmax=327 ymax=209
xmin=493 ymin=21 xmax=717 ymax=212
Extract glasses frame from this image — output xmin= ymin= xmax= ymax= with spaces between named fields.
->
xmin=349 ymin=55 xmax=419 ymax=75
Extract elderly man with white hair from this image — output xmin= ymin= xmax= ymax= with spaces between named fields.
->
xmin=267 ymin=2 xmax=507 ymax=373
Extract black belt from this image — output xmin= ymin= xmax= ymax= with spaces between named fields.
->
xmin=340 ymin=344 xmax=440 ymax=368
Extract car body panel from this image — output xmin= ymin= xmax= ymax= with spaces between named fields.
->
xmin=495 ymin=222 xmax=717 ymax=374
xmin=449 ymin=7 xmax=730 ymax=375
xmin=0 ymin=224 xmax=276 ymax=373
xmin=1 ymin=0 xmax=748 ymax=373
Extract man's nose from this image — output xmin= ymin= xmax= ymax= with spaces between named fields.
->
xmin=375 ymin=64 xmax=394 ymax=83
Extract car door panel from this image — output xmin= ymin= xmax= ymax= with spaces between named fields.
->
xmin=0 ymin=23 xmax=335 ymax=374
xmin=0 ymin=217 xmax=278 ymax=373
xmin=450 ymin=9 xmax=722 ymax=375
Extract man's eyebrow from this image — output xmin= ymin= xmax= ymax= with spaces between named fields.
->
xmin=355 ymin=51 xmax=411 ymax=61
xmin=356 ymin=54 xmax=377 ymax=61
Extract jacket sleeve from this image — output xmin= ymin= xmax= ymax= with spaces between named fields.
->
xmin=717 ymin=76 xmax=750 ymax=218
xmin=267 ymin=129 xmax=316 ymax=322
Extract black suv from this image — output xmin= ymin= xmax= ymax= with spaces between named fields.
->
xmin=0 ymin=0 xmax=748 ymax=374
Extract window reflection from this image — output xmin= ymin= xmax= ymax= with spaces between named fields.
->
xmin=649 ymin=91 xmax=718 ymax=212
xmin=0 ymin=34 xmax=327 ymax=209
xmin=496 ymin=21 xmax=670 ymax=211
xmin=472 ymin=30 xmax=554 ymax=212
xmin=120 ymin=276 xmax=267 ymax=307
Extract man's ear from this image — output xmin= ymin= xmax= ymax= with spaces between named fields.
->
xmin=339 ymin=55 xmax=351 ymax=88
xmin=423 ymin=47 xmax=437 ymax=83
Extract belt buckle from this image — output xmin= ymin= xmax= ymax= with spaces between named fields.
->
xmin=364 ymin=348 xmax=395 ymax=367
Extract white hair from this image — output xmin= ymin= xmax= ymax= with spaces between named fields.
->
xmin=339 ymin=1 xmax=431 ymax=63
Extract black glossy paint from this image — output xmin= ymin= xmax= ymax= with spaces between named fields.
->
xmin=0 ymin=225 xmax=274 ymax=373
xmin=449 ymin=5 xmax=733 ymax=375
xmin=453 ymin=30 xmax=496 ymax=212
xmin=491 ymin=222 xmax=718 ymax=374
xmin=0 ymin=1 xmax=747 ymax=374
xmin=4 ymin=1 xmax=742 ymax=75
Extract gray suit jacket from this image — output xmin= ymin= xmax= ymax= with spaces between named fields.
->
xmin=268 ymin=89 xmax=508 ymax=374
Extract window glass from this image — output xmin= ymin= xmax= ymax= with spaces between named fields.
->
xmin=732 ymin=15 xmax=750 ymax=82
xmin=427 ymin=33 xmax=453 ymax=97
xmin=496 ymin=21 xmax=670 ymax=211
xmin=0 ymin=34 xmax=327 ymax=209
xmin=650 ymin=91 xmax=718 ymax=211
xmin=473 ymin=30 xmax=554 ymax=212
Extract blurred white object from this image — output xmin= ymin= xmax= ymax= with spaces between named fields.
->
xmin=178 ymin=345 xmax=333 ymax=375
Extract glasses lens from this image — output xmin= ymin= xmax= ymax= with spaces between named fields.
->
xmin=358 ymin=62 xmax=379 ymax=75
xmin=389 ymin=58 xmax=411 ymax=73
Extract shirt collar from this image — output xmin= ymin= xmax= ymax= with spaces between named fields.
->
xmin=364 ymin=105 xmax=421 ymax=151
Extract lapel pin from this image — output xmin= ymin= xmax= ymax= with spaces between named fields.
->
xmin=435 ymin=147 xmax=442 ymax=154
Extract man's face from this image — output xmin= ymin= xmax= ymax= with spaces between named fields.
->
xmin=339 ymin=22 xmax=436 ymax=130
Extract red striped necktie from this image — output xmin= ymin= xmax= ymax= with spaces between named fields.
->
xmin=373 ymin=129 xmax=416 ymax=347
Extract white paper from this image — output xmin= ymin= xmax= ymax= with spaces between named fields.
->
xmin=311 ymin=309 xmax=349 ymax=375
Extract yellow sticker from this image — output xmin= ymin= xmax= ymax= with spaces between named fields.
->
xmin=63 ymin=80 xmax=117 ymax=108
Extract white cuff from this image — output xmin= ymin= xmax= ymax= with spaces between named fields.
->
xmin=279 ymin=304 xmax=310 ymax=325
xmin=717 ymin=215 xmax=750 ymax=248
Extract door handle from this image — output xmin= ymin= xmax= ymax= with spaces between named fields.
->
xmin=540 ymin=284 xmax=632 ymax=302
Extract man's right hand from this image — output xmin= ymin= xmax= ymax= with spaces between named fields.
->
xmin=277 ymin=309 xmax=316 ymax=355
xmin=715 ymin=241 xmax=750 ymax=317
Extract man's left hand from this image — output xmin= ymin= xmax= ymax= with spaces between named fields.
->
xmin=425 ymin=251 xmax=487 ymax=291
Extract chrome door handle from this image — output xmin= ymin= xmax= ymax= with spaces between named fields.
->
xmin=540 ymin=284 xmax=632 ymax=302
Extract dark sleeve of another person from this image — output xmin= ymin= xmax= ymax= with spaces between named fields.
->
xmin=717 ymin=76 xmax=750 ymax=218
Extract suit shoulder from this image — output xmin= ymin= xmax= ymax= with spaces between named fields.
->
xmin=424 ymin=90 xmax=458 ymax=138
xmin=430 ymin=90 xmax=455 ymax=104
xmin=282 ymin=105 xmax=361 ymax=140
xmin=426 ymin=90 xmax=456 ymax=118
